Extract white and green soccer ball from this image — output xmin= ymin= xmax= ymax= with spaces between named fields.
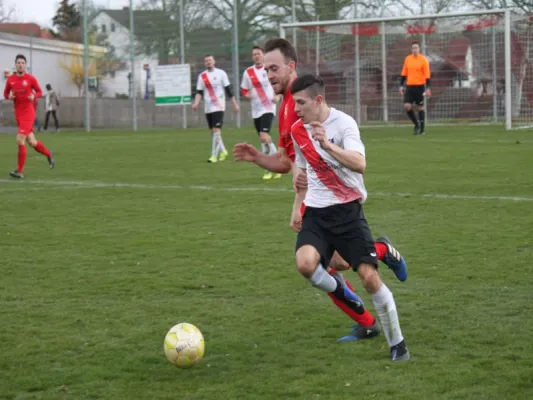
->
xmin=163 ymin=323 xmax=205 ymax=368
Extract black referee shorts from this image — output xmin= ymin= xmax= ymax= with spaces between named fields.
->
xmin=205 ymin=112 xmax=224 ymax=129
xmin=404 ymin=85 xmax=425 ymax=106
xmin=295 ymin=200 xmax=378 ymax=271
xmin=253 ymin=113 xmax=274 ymax=134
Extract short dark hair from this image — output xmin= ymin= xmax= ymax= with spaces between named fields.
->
xmin=264 ymin=38 xmax=297 ymax=65
xmin=15 ymin=54 xmax=26 ymax=63
xmin=252 ymin=45 xmax=263 ymax=52
xmin=46 ymin=84 xmax=52 ymax=90
xmin=411 ymin=41 xmax=420 ymax=46
xmin=290 ymin=74 xmax=325 ymax=97
xmin=204 ymin=54 xmax=214 ymax=59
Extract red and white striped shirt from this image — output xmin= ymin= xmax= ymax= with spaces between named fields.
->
xmin=196 ymin=68 xmax=230 ymax=113
xmin=291 ymin=108 xmax=367 ymax=208
xmin=240 ymin=65 xmax=276 ymax=119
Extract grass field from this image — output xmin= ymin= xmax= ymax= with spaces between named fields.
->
xmin=1 ymin=125 xmax=532 ymax=400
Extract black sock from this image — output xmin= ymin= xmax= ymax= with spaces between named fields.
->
xmin=407 ymin=109 xmax=418 ymax=126
xmin=419 ymin=110 xmax=425 ymax=131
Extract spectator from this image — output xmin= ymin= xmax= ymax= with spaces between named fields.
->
xmin=43 ymin=84 xmax=60 ymax=132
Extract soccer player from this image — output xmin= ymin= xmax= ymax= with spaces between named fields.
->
xmin=3 ymin=54 xmax=54 ymax=179
xmin=234 ymin=38 xmax=408 ymax=342
xmin=241 ymin=45 xmax=281 ymax=180
xmin=399 ymin=41 xmax=431 ymax=135
xmin=290 ymin=74 xmax=409 ymax=361
xmin=192 ymin=55 xmax=240 ymax=163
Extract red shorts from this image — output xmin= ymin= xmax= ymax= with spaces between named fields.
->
xmin=16 ymin=118 xmax=34 ymax=135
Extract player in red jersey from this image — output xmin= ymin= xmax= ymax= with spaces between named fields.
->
xmin=234 ymin=39 xmax=408 ymax=341
xmin=3 ymin=54 xmax=54 ymax=179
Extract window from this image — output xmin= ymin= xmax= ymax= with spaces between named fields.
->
xmin=101 ymin=24 xmax=106 ymax=33
xmin=111 ymin=23 xmax=115 ymax=32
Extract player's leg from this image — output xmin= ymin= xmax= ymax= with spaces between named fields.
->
xmin=211 ymin=112 xmax=227 ymax=161
xmin=27 ymin=132 xmax=54 ymax=168
xmin=416 ymin=101 xmax=426 ymax=135
xmin=403 ymin=88 xmax=420 ymax=135
xmin=43 ymin=111 xmax=50 ymax=131
xmin=10 ymin=132 xmax=28 ymax=179
xmin=52 ymin=111 xmax=60 ymax=131
xmin=206 ymin=113 xmax=218 ymax=163
xmin=260 ymin=113 xmax=281 ymax=179
xmin=255 ymin=116 xmax=272 ymax=180
xmin=333 ymin=202 xmax=409 ymax=361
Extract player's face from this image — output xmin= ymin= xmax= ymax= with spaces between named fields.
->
xmin=15 ymin=59 xmax=26 ymax=74
xmin=252 ymin=49 xmax=263 ymax=65
xmin=411 ymin=44 xmax=420 ymax=56
xmin=293 ymin=90 xmax=321 ymax=123
xmin=204 ymin=56 xmax=215 ymax=69
xmin=264 ymin=49 xmax=295 ymax=95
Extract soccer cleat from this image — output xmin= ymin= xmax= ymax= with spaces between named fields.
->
xmin=376 ymin=236 xmax=408 ymax=282
xmin=47 ymin=152 xmax=55 ymax=169
xmin=391 ymin=340 xmax=410 ymax=361
xmin=263 ymin=171 xmax=273 ymax=180
xmin=207 ymin=156 xmax=218 ymax=163
xmin=9 ymin=170 xmax=24 ymax=179
xmin=413 ymin=124 xmax=420 ymax=135
xmin=273 ymin=173 xmax=282 ymax=179
xmin=218 ymin=151 xmax=228 ymax=161
xmin=337 ymin=322 xmax=381 ymax=342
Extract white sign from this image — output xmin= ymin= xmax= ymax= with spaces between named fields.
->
xmin=154 ymin=64 xmax=191 ymax=105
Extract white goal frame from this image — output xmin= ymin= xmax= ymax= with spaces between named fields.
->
xmin=280 ymin=9 xmax=516 ymax=130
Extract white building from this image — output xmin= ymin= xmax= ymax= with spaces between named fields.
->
xmin=90 ymin=7 xmax=178 ymax=98
xmin=0 ymin=31 xmax=105 ymax=97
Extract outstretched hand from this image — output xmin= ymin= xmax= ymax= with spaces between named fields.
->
xmin=233 ymin=143 xmax=260 ymax=163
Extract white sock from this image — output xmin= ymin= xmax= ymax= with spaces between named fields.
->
xmin=261 ymin=142 xmax=269 ymax=154
xmin=268 ymin=142 xmax=277 ymax=154
xmin=217 ymin=131 xmax=227 ymax=153
xmin=308 ymin=264 xmax=337 ymax=293
xmin=372 ymin=283 xmax=404 ymax=347
xmin=211 ymin=133 xmax=218 ymax=157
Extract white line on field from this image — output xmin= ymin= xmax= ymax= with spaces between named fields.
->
xmin=0 ymin=178 xmax=532 ymax=202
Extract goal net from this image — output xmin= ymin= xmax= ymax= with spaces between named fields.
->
xmin=282 ymin=10 xmax=533 ymax=130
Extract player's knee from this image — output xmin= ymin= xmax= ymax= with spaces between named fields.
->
xmin=357 ymin=263 xmax=381 ymax=293
xmin=27 ymin=138 xmax=37 ymax=147
xmin=328 ymin=253 xmax=350 ymax=271
xmin=295 ymin=246 xmax=320 ymax=278
xmin=403 ymin=103 xmax=412 ymax=112
xmin=16 ymin=137 xmax=25 ymax=146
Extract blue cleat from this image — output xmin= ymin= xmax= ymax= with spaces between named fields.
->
xmin=376 ymin=236 xmax=408 ymax=282
xmin=337 ymin=322 xmax=381 ymax=342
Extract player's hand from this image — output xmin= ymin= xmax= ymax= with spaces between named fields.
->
xmin=28 ymin=93 xmax=34 ymax=101
xmin=424 ymin=89 xmax=432 ymax=97
xmin=8 ymin=92 xmax=15 ymax=100
xmin=233 ymin=103 xmax=240 ymax=113
xmin=310 ymin=122 xmax=330 ymax=150
xmin=398 ymin=87 xmax=405 ymax=96
xmin=290 ymin=208 xmax=302 ymax=232
xmin=192 ymin=102 xmax=199 ymax=111
xmin=293 ymin=169 xmax=308 ymax=192
xmin=233 ymin=143 xmax=260 ymax=163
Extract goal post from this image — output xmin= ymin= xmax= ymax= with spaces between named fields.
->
xmin=280 ymin=9 xmax=533 ymax=130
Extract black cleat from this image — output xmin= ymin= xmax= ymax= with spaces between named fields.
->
xmin=47 ymin=152 xmax=55 ymax=169
xmin=391 ymin=340 xmax=410 ymax=361
xmin=337 ymin=321 xmax=381 ymax=342
xmin=9 ymin=170 xmax=24 ymax=179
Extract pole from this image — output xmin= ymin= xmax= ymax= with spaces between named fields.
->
xmin=233 ymin=0 xmax=241 ymax=128
xmin=82 ymin=0 xmax=90 ymax=132
xmin=491 ymin=0 xmax=498 ymax=121
xmin=179 ymin=0 xmax=187 ymax=129
xmin=129 ymin=0 xmax=137 ymax=131
xmin=420 ymin=0 xmax=426 ymax=54
xmin=316 ymin=16 xmax=320 ymax=75
xmin=291 ymin=0 xmax=297 ymax=48
xmin=29 ymin=36 xmax=33 ymax=74
xmin=504 ymin=9 xmax=512 ymax=130
xmin=354 ymin=0 xmax=361 ymax=124
xmin=381 ymin=22 xmax=388 ymax=122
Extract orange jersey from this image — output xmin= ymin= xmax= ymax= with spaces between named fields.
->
xmin=401 ymin=54 xmax=430 ymax=86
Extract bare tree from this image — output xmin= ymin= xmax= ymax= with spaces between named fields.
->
xmin=0 ymin=0 xmax=15 ymax=22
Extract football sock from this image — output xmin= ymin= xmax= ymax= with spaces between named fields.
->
xmin=375 ymin=242 xmax=387 ymax=260
xmin=406 ymin=109 xmax=418 ymax=125
xmin=261 ymin=142 xmax=269 ymax=154
xmin=418 ymin=110 xmax=425 ymax=131
xmin=327 ymin=272 xmax=375 ymax=326
xmin=17 ymin=145 xmax=27 ymax=173
xmin=372 ymin=283 xmax=404 ymax=347
xmin=268 ymin=142 xmax=277 ymax=154
xmin=34 ymin=141 xmax=51 ymax=158
xmin=216 ymin=131 xmax=227 ymax=153
xmin=211 ymin=132 xmax=217 ymax=157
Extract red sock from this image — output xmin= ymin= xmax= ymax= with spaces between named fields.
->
xmin=375 ymin=242 xmax=387 ymax=261
xmin=18 ymin=145 xmax=27 ymax=173
xmin=34 ymin=141 xmax=51 ymax=158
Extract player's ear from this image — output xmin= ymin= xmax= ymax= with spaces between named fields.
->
xmin=288 ymin=60 xmax=296 ymax=73
xmin=316 ymin=95 xmax=324 ymax=106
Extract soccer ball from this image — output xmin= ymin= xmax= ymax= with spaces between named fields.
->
xmin=163 ymin=323 xmax=205 ymax=368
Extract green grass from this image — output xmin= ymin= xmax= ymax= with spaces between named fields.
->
xmin=0 ymin=125 xmax=532 ymax=400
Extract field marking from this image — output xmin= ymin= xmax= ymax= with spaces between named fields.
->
xmin=0 ymin=178 xmax=532 ymax=202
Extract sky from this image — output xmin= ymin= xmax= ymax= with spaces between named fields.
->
xmin=3 ymin=0 xmax=130 ymax=28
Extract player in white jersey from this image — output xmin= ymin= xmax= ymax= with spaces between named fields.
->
xmin=290 ymin=74 xmax=410 ymax=361
xmin=241 ymin=45 xmax=281 ymax=180
xmin=192 ymin=55 xmax=240 ymax=163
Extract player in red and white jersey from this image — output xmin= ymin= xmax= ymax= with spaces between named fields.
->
xmin=234 ymin=38 xmax=410 ymax=343
xmin=3 ymin=54 xmax=54 ymax=179
xmin=290 ymin=74 xmax=410 ymax=361
xmin=241 ymin=45 xmax=281 ymax=180
xmin=192 ymin=55 xmax=240 ymax=163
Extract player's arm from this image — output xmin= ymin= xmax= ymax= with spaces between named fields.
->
xmin=290 ymin=143 xmax=307 ymax=231
xmin=233 ymin=143 xmax=292 ymax=173
xmin=192 ymin=76 xmax=203 ymax=110
xmin=240 ymin=73 xmax=252 ymax=100
xmin=399 ymin=57 xmax=408 ymax=94
xmin=32 ymin=77 xmax=43 ymax=98
xmin=3 ymin=79 xmax=11 ymax=100
xmin=423 ymin=57 xmax=432 ymax=95
xmin=224 ymin=84 xmax=240 ymax=111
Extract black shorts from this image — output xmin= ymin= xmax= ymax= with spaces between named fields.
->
xmin=295 ymin=201 xmax=378 ymax=271
xmin=253 ymin=113 xmax=274 ymax=134
xmin=404 ymin=85 xmax=425 ymax=106
xmin=205 ymin=112 xmax=224 ymax=129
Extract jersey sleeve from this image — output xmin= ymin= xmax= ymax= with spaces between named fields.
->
xmin=3 ymin=79 xmax=10 ymax=100
xmin=342 ymin=117 xmax=365 ymax=156
xmin=32 ymin=76 xmax=42 ymax=98
xmin=423 ymin=57 xmax=431 ymax=79
xmin=222 ymin=71 xmax=230 ymax=87
xmin=401 ymin=56 xmax=408 ymax=77
xmin=292 ymin=136 xmax=306 ymax=169
xmin=196 ymin=74 xmax=204 ymax=91
xmin=241 ymin=71 xmax=250 ymax=90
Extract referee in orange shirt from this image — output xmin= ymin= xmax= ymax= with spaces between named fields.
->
xmin=399 ymin=41 xmax=431 ymax=135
